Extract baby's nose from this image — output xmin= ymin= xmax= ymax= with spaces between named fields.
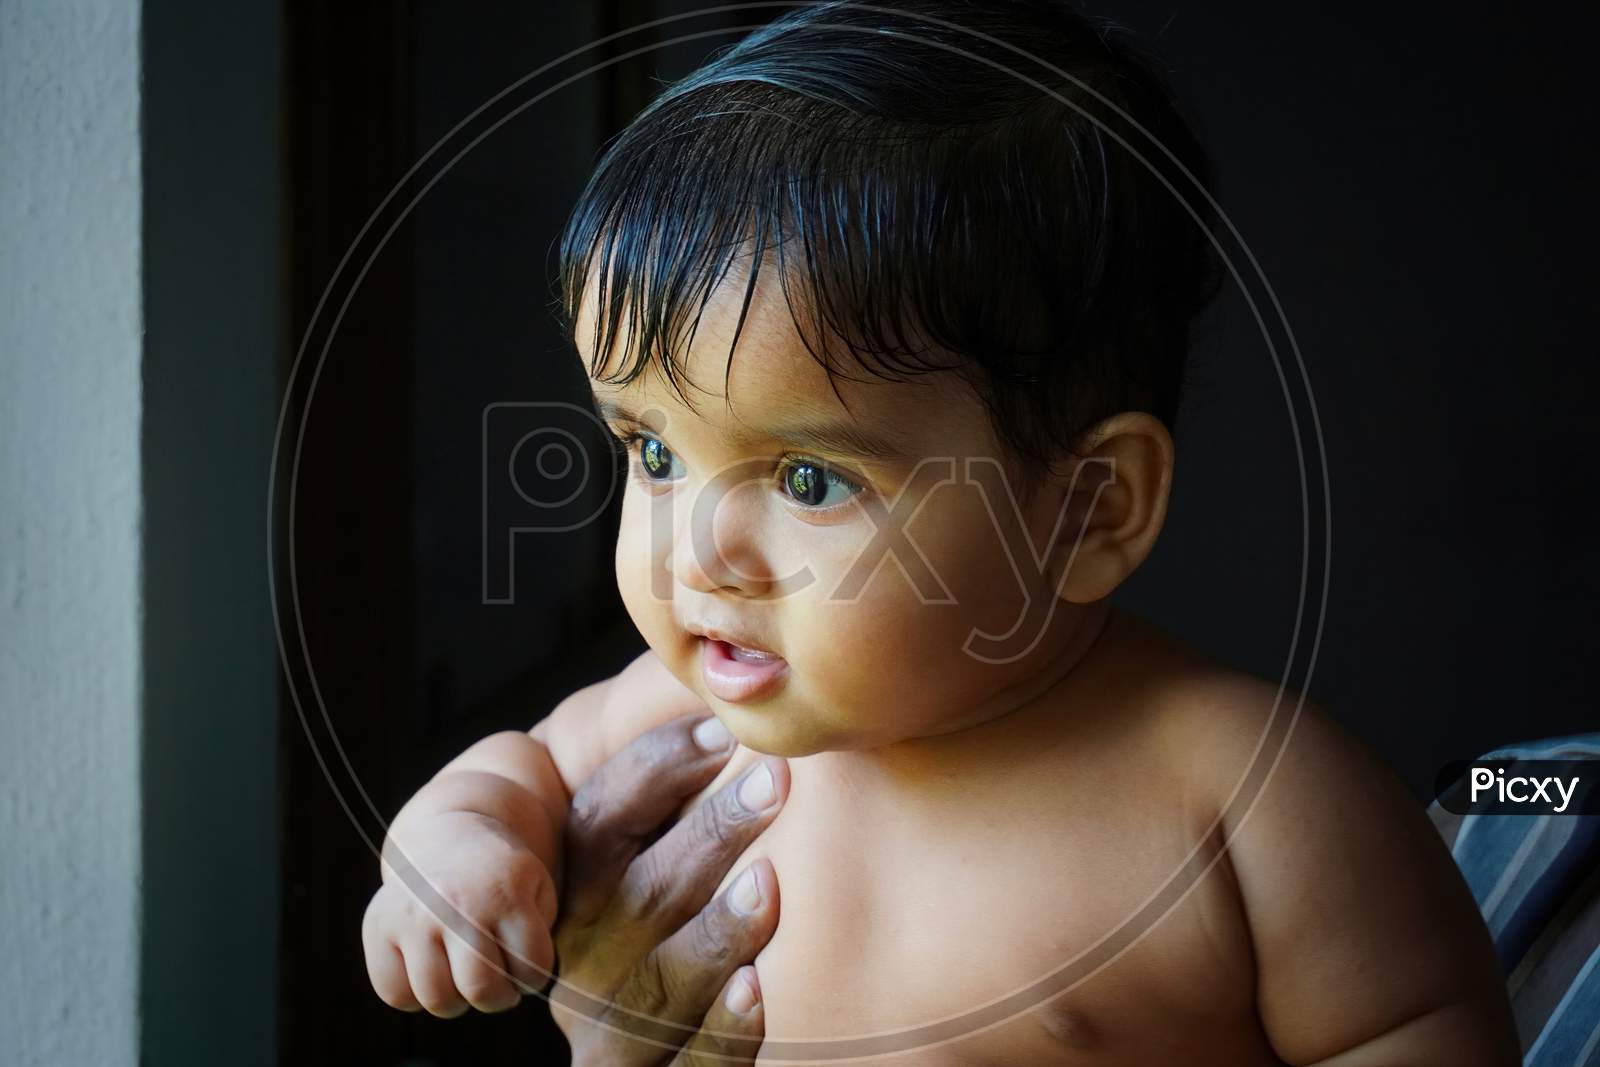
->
xmin=673 ymin=468 xmax=777 ymax=598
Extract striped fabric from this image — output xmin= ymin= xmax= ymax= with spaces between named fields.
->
xmin=1429 ymin=733 xmax=1600 ymax=1064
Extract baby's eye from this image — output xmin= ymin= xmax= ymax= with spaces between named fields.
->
xmin=637 ymin=436 xmax=684 ymax=481
xmin=779 ymin=460 xmax=862 ymax=509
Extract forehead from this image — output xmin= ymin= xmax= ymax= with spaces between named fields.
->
xmin=572 ymin=253 xmax=977 ymax=445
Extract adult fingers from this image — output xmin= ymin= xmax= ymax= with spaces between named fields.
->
xmin=666 ymin=966 xmax=764 ymax=1067
xmin=606 ymin=758 xmax=789 ymax=943
xmin=562 ymin=714 xmax=740 ymax=925
xmin=557 ymin=757 xmax=788 ymax=1001
xmin=578 ymin=858 xmax=778 ymax=1065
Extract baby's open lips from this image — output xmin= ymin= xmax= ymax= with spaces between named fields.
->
xmin=691 ymin=627 xmax=790 ymax=703
xmin=685 ymin=620 xmax=783 ymax=660
xmin=722 ymin=641 xmax=781 ymax=665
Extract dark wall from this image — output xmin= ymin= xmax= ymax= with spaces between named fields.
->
xmin=142 ymin=0 xmax=282 ymax=1063
xmin=1106 ymin=0 xmax=1599 ymax=788
xmin=278 ymin=2 xmax=1598 ymax=1063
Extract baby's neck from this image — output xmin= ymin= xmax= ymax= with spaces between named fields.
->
xmin=797 ymin=599 xmax=1126 ymax=800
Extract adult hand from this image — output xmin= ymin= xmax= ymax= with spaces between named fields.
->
xmin=548 ymin=713 xmax=789 ymax=1065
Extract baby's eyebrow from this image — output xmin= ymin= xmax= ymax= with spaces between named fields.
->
xmin=593 ymin=397 xmax=911 ymax=461
xmin=761 ymin=416 xmax=912 ymax=461
xmin=592 ymin=397 xmax=662 ymax=432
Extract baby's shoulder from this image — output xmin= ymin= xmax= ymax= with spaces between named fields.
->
xmin=1139 ymin=654 xmax=1377 ymax=830
xmin=1125 ymin=650 xmax=1513 ymax=1063
xmin=1152 ymin=663 xmax=1379 ymax=810
xmin=1068 ymin=614 xmax=1329 ymax=811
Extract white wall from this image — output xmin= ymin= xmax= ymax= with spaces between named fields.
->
xmin=0 ymin=1 xmax=143 ymax=1064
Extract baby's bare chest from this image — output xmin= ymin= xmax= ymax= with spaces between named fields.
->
xmin=682 ymin=749 xmax=1281 ymax=1065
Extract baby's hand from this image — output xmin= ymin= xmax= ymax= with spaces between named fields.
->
xmin=362 ymin=808 xmax=558 ymax=1018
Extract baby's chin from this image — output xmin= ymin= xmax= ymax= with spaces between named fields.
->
xmin=709 ymin=701 xmax=825 ymax=758
xmin=707 ymin=691 xmax=857 ymax=759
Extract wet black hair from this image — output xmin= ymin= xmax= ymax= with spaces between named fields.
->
xmin=553 ymin=0 xmax=1223 ymax=477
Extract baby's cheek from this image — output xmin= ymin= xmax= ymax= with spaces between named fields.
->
xmin=801 ymin=565 xmax=964 ymax=703
xmin=614 ymin=498 xmax=678 ymax=649
xmin=802 ymin=499 xmax=1027 ymax=703
xmin=907 ymin=482 xmax=1038 ymax=637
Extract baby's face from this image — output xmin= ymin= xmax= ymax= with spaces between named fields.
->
xmin=576 ymin=267 xmax=1099 ymax=756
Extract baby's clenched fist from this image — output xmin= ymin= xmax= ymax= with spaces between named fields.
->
xmin=361 ymin=808 xmax=558 ymax=1018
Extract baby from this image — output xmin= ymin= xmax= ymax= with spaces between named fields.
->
xmin=362 ymin=2 xmax=1518 ymax=1062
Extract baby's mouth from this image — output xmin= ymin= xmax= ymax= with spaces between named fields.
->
xmin=699 ymin=637 xmax=789 ymax=704
xmin=725 ymin=642 xmax=781 ymax=665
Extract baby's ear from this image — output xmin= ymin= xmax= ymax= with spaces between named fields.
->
xmin=1043 ymin=412 xmax=1175 ymax=603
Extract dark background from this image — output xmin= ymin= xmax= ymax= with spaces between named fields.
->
xmin=271 ymin=1 xmax=1598 ymax=1063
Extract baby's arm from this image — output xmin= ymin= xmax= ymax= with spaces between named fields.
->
xmin=363 ymin=648 xmax=708 ymax=1016
xmin=1209 ymin=693 xmax=1520 ymax=1065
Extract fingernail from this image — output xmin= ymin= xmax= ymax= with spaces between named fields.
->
xmin=693 ymin=716 xmax=732 ymax=751
xmin=730 ymin=865 xmax=762 ymax=915
xmin=726 ymin=968 xmax=760 ymax=1014
xmin=737 ymin=761 xmax=777 ymax=812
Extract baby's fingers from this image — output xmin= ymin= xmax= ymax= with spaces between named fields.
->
xmin=497 ymin=913 xmax=556 ymax=996
xmin=402 ymin=932 xmax=470 ymax=1019
xmin=364 ymin=936 xmax=422 ymax=1013
xmin=442 ymin=923 xmax=521 ymax=1014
